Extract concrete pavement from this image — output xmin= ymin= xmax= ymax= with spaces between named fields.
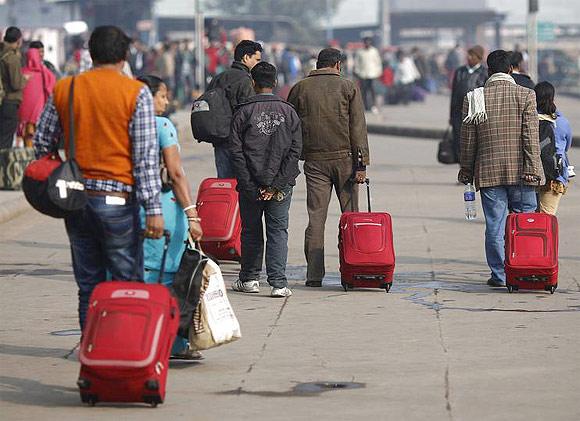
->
xmin=1 ymin=112 xmax=580 ymax=420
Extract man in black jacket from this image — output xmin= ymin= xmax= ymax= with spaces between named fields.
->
xmin=207 ymin=40 xmax=262 ymax=178
xmin=229 ymin=62 xmax=302 ymax=298
xmin=449 ymin=45 xmax=487 ymax=162
xmin=510 ymin=51 xmax=535 ymax=90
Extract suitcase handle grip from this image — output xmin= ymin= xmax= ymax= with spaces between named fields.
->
xmin=365 ymin=178 xmax=371 ymax=212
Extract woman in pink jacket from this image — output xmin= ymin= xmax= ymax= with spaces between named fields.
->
xmin=18 ymin=48 xmax=56 ymax=146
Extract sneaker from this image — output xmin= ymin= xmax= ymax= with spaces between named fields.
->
xmin=271 ymin=287 xmax=292 ymax=297
xmin=487 ymin=277 xmax=506 ymax=288
xmin=170 ymin=349 xmax=204 ymax=362
xmin=232 ymin=279 xmax=260 ymax=293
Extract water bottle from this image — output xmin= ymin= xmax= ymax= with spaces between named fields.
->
xmin=464 ymin=183 xmax=477 ymax=220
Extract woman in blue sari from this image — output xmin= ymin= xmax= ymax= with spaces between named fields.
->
xmin=138 ymin=75 xmax=203 ymax=360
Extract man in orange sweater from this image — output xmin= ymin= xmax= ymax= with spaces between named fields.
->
xmin=34 ymin=26 xmax=163 ymax=330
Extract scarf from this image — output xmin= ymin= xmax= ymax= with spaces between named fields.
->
xmin=463 ymin=73 xmax=516 ymax=125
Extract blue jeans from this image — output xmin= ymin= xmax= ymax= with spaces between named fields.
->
xmin=65 ymin=195 xmax=142 ymax=330
xmin=238 ymin=187 xmax=292 ymax=288
xmin=480 ymin=185 xmax=537 ymax=283
xmin=214 ymin=145 xmax=235 ymax=179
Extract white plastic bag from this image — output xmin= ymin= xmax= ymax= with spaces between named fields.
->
xmin=190 ymin=260 xmax=241 ymax=350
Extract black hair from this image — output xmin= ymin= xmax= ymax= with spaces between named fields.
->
xmin=510 ymin=51 xmax=524 ymax=68
xmin=137 ymin=75 xmax=165 ymax=97
xmin=487 ymin=49 xmax=512 ymax=75
xmin=3 ymin=27 xmax=22 ymax=43
xmin=29 ymin=40 xmax=44 ymax=49
xmin=88 ymin=26 xmax=131 ymax=65
xmin=251 ymin=62 xmax=277 ymax=89
xmin=534 ymin=81 xmax=557 ymax=116
xmin=316 ymin=48 xmax=344 ymax=69
xmin=234 ymin=40 xmax=263 ymax=62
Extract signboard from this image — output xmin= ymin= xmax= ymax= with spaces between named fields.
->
xmin=538 ymin=21 xmax=556 ymax=42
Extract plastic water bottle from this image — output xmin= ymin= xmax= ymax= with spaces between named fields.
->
xmin=464 ymin=183 xmax=477 ymax=220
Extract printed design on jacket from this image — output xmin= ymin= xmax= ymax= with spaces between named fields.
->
xmin=255 ymin=111 xmax=286 ymax=136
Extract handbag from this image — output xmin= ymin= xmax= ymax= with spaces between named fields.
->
xmin=22 ymin=78 xmax=87 ymax=218
xmin=437 ymin=126 xmax=457 ymax=164
xmin=189 ymin=258 xmax=242 ymax=351
xmin=171 ymin=234 xmax=208 ymax=339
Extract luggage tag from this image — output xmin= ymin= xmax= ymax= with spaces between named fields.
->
xmin=105 ymin=195 xmax=126 ymax=206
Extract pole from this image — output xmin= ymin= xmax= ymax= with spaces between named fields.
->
xmin=194 ymin=0 xmax=205 ymax=91
xmin=325 ymin=0 xmax=334 ymax=43
xmin=379 ymin=0 xmax=390 ymax=48
xmin=527 ymin=0 xmax=538 ymax=81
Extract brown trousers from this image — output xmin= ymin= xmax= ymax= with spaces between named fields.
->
xmin=304 ymin=156 xmax=359 ymax=282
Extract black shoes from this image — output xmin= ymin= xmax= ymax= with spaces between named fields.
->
xmin=487 ymin=277 xmax=506 ymax=288
xmin=305 ymin=280 xmax=322 ymax=287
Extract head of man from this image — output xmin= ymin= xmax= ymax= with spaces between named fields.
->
xmin=3 ymin=26 xmax=23 ymax=48
xmin=510 ymin=51 xmax=524 ymax=72
xmin=467 ymin=45 xmax=484 ymax=67
xmin=234 ymin=40 xmax=263 ymax=70
xmin=487 ymin=49 xmax=512 ymax=76
xmin=29 ymin=40 xmax=45 ymax=59
xmin=88 ymin=26 xmax=131 ymax=69
xmin=251 ymin=61 xmax=277 ymax=93
xmin=363 ymin=37 xmax=373 ymax=49
xmin=316 ymin=47 xmax=345 ymax=72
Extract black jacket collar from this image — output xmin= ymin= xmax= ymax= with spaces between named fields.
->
xmin=232 ymin=61 xmax=250 ymax=73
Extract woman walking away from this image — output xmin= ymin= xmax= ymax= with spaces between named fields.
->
xmin=18 ymin=48 xmax=56 ymax=146
xmin=137 ymin=75 xmax=204 ymax=361
xmin=534 ymin=81 xmax=573 ymax=215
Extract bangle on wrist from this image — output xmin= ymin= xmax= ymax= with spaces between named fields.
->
xmin=183 ymin=204 xmax=197 ymax=212
xmin=188 ymin=217 xmax=201 ymax=222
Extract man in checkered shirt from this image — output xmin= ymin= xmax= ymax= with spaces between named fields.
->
xmin=458 ymin=50 xmax=544 ymax=288
xmin=34 ymin=26 xmax=163 ymax=330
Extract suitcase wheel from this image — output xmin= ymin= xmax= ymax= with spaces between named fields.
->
xmin=341 ymin=282 xmax=348 ymax=292
xmin=385 ymin=284 xmax=391 ymax=293
xmin=81 ymin=393 xmax=98 ymax=406
xmin=507 ymin=284 xmax=513 ymax=293
xmin=144 ymin=395 xmax=162 ymax=408
xmin=545 ymin=285 xmax=557 ymax=294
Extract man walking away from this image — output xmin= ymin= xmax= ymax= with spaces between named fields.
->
xmin=0 ymin=27 xmax=29 ymax=149
xmin=229 ymin=62 xmax=302 ymax=297
xmin=449 ymin=45 xmax=487 ymax=163
xmin=207 ymin=40 xmax=262 ymax=178
xmin=458 ymin=50 xmax=543 ymax=288
xmin=510 ymin=51 xmax=535 ymax=90
xmin=34 ymin=26 xmax=164 ymax=330
xmin=354 ymin=37 xmax=382 ymax=113
xmin=288 ymin=48 xmax=369 ymax=287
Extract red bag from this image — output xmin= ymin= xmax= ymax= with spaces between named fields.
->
xmin=339 ymin=179 xmax=395 ymax=293
xmin=196 ymin=178 xmax=241 ymax=261
xmin=77 ymin=233 xmax=179 ymax=407
xmin=505 ymin=212 xmax=558 ymax=294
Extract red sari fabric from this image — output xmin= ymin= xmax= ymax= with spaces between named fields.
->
xmin=18 ymin=49 xmax=57 ymax=130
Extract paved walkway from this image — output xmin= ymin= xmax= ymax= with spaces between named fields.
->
xmin=1 ymin=112 xmax=579 ymax=420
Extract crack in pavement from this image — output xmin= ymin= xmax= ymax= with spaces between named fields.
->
xmin=237 ymin=296 xmax=290 ymax=392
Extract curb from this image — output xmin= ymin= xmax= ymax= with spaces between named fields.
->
xmin=0 ymin=194 xmax=30 ymax=225
xmin=366 ymin=124 xmax=580 ymax=147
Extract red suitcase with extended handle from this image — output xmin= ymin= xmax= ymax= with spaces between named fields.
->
xmin=77 ymin=232 xmax=179 ymax=407
xmin=505 ymin=212 xmax=558 ymax=294
xmin=196 ymin=178 xmax=242 ymax=262
xmin=339 ymin=179 xmax=395 ymax=293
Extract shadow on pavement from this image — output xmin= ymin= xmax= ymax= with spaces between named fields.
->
xmin=0 ymin=376 xmax=78 ymax=407
xmin=0 ymin=344 xmax=71 ymax=359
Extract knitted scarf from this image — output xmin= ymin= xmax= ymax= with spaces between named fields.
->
xmin=463 ymin=73 xmax=516 ymax=125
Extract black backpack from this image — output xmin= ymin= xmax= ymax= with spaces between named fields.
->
xmin=539 ymin=119 xmax=562 ymax=181
xmin=190 ymin=87 xmax=232 ymax=145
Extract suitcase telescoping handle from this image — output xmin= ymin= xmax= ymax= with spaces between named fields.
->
xmin=365 ymin=178 xmax=371 ymax=212
xmin=157 ymin=230 xmax=171 ymax=284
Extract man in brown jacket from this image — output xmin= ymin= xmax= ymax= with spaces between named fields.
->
xmin=458 ymin=50 xmax=544 ymax=288
xmin=288 ymin=48 xmax=369 ymax=287
xmin=0 ymin=27 xmax=29 ymax=149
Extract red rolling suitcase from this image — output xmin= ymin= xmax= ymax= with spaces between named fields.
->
xmin=77 ymin=233 xmax=179 ymax=407
xmin=196 ymin=178 xmax=242 ymax=261
xmin=339 ymin=179 xmax=395 ymax=293
xmin=505 ymin=212 xmax=559 ymax=294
